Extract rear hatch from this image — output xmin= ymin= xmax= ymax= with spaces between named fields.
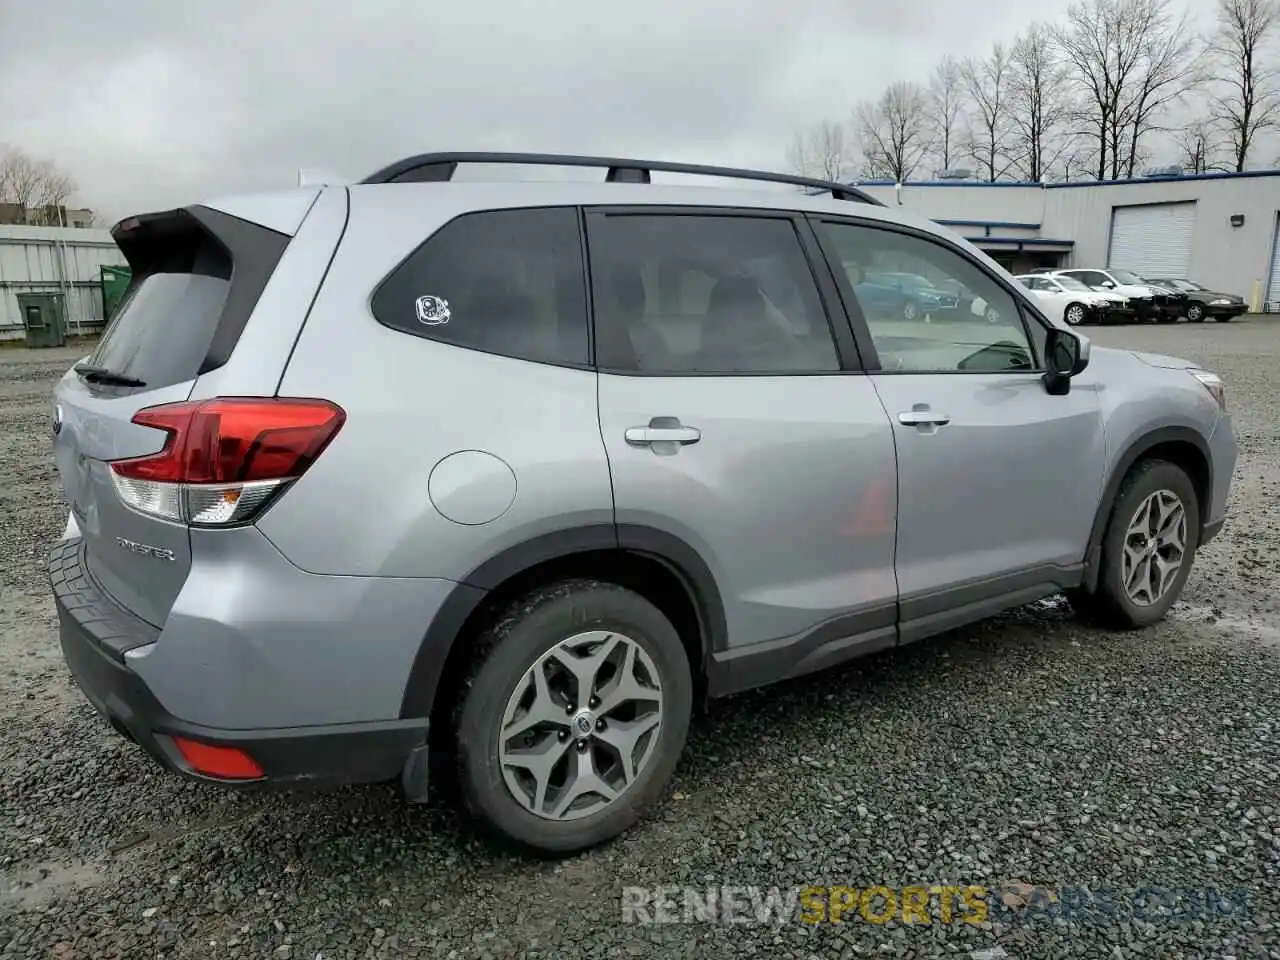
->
xmin=53 ymin=207 xmax=288 ymax=629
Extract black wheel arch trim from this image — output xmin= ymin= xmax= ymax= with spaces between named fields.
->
xmin=397 ymin=523 xmax=727 ymax=719
xmin=1082 ymin=425 xmax=1213 ymax=592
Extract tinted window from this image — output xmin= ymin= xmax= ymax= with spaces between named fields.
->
xmin=371 ymin=207 xmax=588 ymax=366
xmin=819 ymin=221 xmax=1037 ymax=374
xmin=91 ymin=274 xmax=230 ymax=388
xmin=90 ymin=209 xmax=288 ymax=390
xmin=589 ymin=214 xmax=839 ymax=374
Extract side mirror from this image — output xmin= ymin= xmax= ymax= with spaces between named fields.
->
xmin=1100 ymin=280 xmax=1116 ymax=289
xmin=1043 ymin=328 xmax=1089 ymax=395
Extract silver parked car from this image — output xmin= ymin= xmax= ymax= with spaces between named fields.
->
xmin=49 ymin=153 xmax=1237 ymax=853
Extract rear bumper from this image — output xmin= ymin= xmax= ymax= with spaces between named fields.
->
xmin=50 ymin=537 xmax=428 ymax=790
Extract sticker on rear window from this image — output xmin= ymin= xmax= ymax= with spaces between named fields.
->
xmin=415 ymin=294 xmax=451 ymax=326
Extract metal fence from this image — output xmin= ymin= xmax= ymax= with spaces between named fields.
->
xmin=0 ymin=225 xmax=123 ymax=341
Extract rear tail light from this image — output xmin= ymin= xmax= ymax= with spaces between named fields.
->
xmin=109 ymin=398 xmax=345 ymax=526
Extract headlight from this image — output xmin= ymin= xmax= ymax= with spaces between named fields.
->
xmin=1210 ymin=298 xmax=1232 ymax=305
xmin=1190 ymin=369 xmax=1227 ymax=411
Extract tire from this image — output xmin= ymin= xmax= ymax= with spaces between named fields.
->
xmin=1186 ymin=304 xmax=1205 ymax=322
xmin=1064 ymin=302 xmax=1086 ymax=326
xmin=454 ymin=579 xmax=692 ymax=854
xmin=903 ymin=300 xmax=920 ymax=322
xmin=1069 ymin=460 xmax=1200 ymax=630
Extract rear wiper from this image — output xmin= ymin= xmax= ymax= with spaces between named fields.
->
xmin=74 ymin=363 xmax=147 ymax=387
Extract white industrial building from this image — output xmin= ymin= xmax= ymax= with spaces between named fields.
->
xmin=0 ymin=225 xmax=123 ymax=341
xmin=851 ymin=170 xmax=1280 ymax=307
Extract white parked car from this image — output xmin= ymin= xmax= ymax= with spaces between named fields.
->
xmin=1049 ymin=268 xmax=1167 ymax=323
xmin=1014 ymin=273 xmax=1128 ymax=326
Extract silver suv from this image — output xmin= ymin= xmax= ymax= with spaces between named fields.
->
xmin=49 ymin=153 xmax=1237 ymax=853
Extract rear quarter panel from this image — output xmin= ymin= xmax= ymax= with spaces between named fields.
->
xmin=259 ymin=187 xmax=614 ymax=580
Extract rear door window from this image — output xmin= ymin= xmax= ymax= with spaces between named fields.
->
xmin=587 ymin=212 xmax=840 ymax=374
xmin=370 ymin=207 xmax=589 ymax=366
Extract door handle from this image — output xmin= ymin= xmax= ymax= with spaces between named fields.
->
xmin=625 ymin=417 xmax=701 ymax=446
xmin=897 ymin=409 xmax=951 ymax=427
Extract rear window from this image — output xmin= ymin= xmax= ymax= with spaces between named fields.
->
xmin=370 ymin=207 xmax=589 ymax=366
xmin=91 ymin=274 xmax=230 ymax=390
xmin=91 ymin=208 xmax=288 ymax=389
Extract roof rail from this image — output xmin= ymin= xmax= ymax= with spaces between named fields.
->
xmin=358 ymin=152 xmax=883 ymax=205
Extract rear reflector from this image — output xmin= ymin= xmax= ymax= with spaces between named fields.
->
xmin=172 ymin=737 xmax=264 ymax=780
xmin=109 ymin=398 xmax=344 ymax=526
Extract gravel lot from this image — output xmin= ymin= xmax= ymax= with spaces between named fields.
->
xmin=2 ymin=321 xmax=1279 ymax=960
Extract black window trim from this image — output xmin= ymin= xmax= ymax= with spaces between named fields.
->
xmin=366 ymin=204 xmax=597 ymax=373
xmin=807 ymin=213 xmax=1054 ymax=376
xmin=581 ymin=204 xmax=865 ymax=378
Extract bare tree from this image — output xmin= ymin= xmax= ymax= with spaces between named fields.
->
xmin=787 ymin=120 xmax=852 ymax=182
xmin=1054 ymin=0 xmax=1196 ymax=181
xmin=1208 ymin=0 xmax=1280 ymax=171
xmin=960 ymin=44 xmax=1018 ymax=180
xmin=1056 ymin=142 xmax=1101 ymax=181
xmin=1176 ymin=116 xmax=1220 ymax=172
xmin=1119 ymin=1 xmax=1198 ymax=178
xmin=928 ymin=55 xmax=967 ymax=172
xmin=1007 ymin=24 xmax=1076 ymax=180
xmin=0 ymin=149 xmax=47 ymax=210
xmin=0 ymin=147 xmax=79 ymax=224
xmin=853 ymin=81 xmax=930 ymax=181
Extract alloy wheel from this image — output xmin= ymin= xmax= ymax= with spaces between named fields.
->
xmin=498 ymin=630 xmax=663 ymax=821
xmin=1065 ymin=304 xmax=1085 ymax=325
xmin=1120 ymin=489 xmax=1187 ymax=607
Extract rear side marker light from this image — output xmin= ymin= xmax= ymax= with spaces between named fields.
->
xmin=172 ymin=737 xmax=264 ymax=780
xmin=109 ymin=398 xmax=345 ymax=527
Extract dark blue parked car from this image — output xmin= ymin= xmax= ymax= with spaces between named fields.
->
xmin=855 ymin=271 xmax=961 ymax=321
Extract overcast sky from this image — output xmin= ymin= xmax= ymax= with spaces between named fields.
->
xmin=0 ymin=0 xmax=1219 ymax=223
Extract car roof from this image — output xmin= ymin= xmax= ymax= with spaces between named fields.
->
xmin=191 ymin=179 xmax=961 ymax=247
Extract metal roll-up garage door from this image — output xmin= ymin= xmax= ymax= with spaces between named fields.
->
xmin=1107 ymin=202 xmax=1197 ymax=277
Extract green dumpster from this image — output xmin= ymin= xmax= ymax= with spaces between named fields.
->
xmin=101 ymin=265 xmax=132 ymax=320
xmin=17 ymin=293 xmax=67 ymax=348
